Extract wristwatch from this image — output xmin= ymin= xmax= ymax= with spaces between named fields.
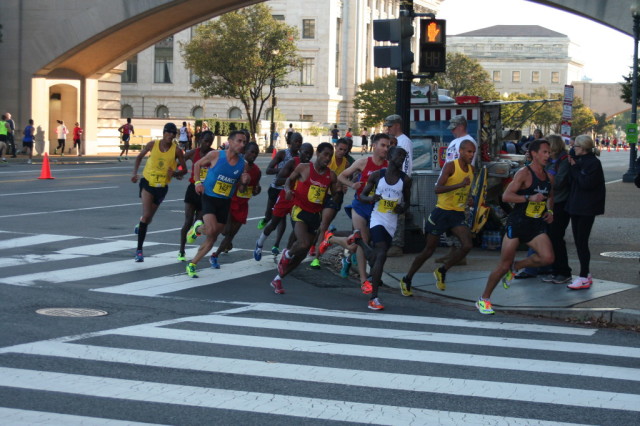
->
xmin=524 ymin=194 xmax=530 ymax=202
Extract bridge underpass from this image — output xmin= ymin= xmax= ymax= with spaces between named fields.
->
xmin=0 ymin=0 xmax=634 ymax=154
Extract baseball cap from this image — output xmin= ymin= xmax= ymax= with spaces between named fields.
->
xmin=384 ymin=114 xmax=402 ymax=127
xmin=447 ymin=115 xmax=467 ymax=130
xmin=163 ymin=122 xmax=178 ymax=134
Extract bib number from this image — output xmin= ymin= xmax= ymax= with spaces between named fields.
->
xmin=455 ymin=188 xmax=468 ymax=207
xmin=236 ymin=185 xmax=253 ymax=199
xmin=213 ymin=180 xmax=233 ymax=197
xmin=377 ymin=199 xmax=398 ymax=214
xmin=307 ymin=184 xmax=326 ymax=204
xmin=149 ymin=173 xmax=166 ymax=187
xmin=525 ymin=201 xmax=546 ymax=218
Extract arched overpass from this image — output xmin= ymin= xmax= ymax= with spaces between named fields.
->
xmin=0 ymin=0 xmax=635 ymax=154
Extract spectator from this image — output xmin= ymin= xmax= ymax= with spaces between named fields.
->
xmin=331 ymin=124 xmax=339 ymax=143
xmin=5 ymin=112 xmax=16 ymax=158
xmin=73 ymin=122 xmax=83 ymax=156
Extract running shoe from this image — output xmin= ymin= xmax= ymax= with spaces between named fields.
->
xmin=177 ymin=251 xmax=186 ymax=262
xmin=502 ymin=261 xmax=516 ymax=289
xmin=134 ymin=223 xmax=139 ymax=235
xmin=186 ymin=220 xmax=203 ymax=244
xmin=209 ymin=255 xmax=220 ymax=269
xmin=340 ymin=257 xmax=351 ymax=278
xmin=278 ymin=249 xmax=291 ymax=275
xmin=361 ymin=280 xmax=373 ymax=294
xmin=186 ymin=262 xmax=198 ymax=278
xmin=134 ymin=249 xmax=144 ymax=262
xmin=308 ymin=245 xmax=316 ymax=257
xmin=552 ymin=274 xmax=572 ymax=284
xmin=319 ymin=230 xmax=334 ymax=254
xmin=433 ymin=267 xmax=446 ymax=291
xmin=271 ymin=246 xmax=280 ymax=255
xmin=399 ymin=276 xmax=413 ymax=297
xmin=271 ymin=278 xmax=285 ymax=294
xmin=476 ymin=298 xmax=495 ymax=315
xmin=257 ymin=218 xmax=267 ymax=230
xmin=540 ymin=274 xmax=555 ymax=283
xmin=567 ymin=276 xmax=591 ymax=290
xmin=347 ymin=229 xmax=362 ymax=245
xmin=515 ymin=271 xmax=535 ymax=279
xmin=253 ymin=242 xmax=262 ymax=261
xmin=118 ymin=157 xmax=122 ymax=162
xmin=310 ymin=258 xmax=321 ymax=269
xmin=368 ymin=297 xmax=384 ymax=310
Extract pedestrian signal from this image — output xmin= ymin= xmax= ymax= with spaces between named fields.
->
xmin=419 ymin=19 xmax=446 ymax=73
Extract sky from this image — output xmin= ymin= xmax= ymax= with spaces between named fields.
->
xmin=438 ymin=0 xmax=633 ymax=83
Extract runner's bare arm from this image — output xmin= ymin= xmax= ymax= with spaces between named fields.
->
xmin=434 ymin=161 xmax=469 ymax=194
xmin=395 ymin=176 xmax=413 ymax=214
xmin=266 ymin=151 xmax=285 ymax=175
xmin=284 ymin=163 xmax=307 ymax=200
xmin=193 ymin=150 xmax=220 ymax=194
xmin=172 ymin=148 xmax=188 ymax=179
xmin=131 ymin=141 xmax=155 ymax=183
xmin=274 ymin=158 xmax=298 ymax=187
xmin=338 ymin=157 xmax=366 ymax=191
xmin=358 ymin=171 xmax=381 ymax=204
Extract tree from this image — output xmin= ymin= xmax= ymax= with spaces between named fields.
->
xmin=353 ymin=74 xmax=397 ymax=128
xmin=620 ymin=65 xmax=636 ymax=104
xmin=181 ymin=4 xmax=301 ymax=139
xmin=421 ymin=53 xmax=499 ymax=100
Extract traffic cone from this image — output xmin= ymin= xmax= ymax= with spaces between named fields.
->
xmin=38 ymin=152 xmax=54 ymax=179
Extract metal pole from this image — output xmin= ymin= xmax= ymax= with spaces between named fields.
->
xmin=623 ymin=13 xmax=639 ymax=182
xmin=396 ymin=0 xmax=413 ymax=135
xmin=269 ymin=78 xmax=276 ymax=153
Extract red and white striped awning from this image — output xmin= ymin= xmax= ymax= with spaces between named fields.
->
xmin=412 ymin=108 xmax=478 ymax=122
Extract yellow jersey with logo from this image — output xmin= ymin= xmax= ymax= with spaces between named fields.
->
xmin=142 ymin=141 xmax=177 ymax=187
xmin=436 ymin=159 xmax=473 ymax=212
xmin=329 ymin=154 xmax=348 ymax=176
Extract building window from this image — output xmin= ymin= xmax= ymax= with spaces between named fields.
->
xmin=228 ymin=107 xmax=242 ymax=119
xmin=492 ymin=71 xmax=501 ymax=82
xmin=551 ymin=71 xmax=560 ymax=83
xmin=155 ymin=105 xmax=169 ymax=118
xmin=532 ymin=71 xmax=540 ymax=83
xmin=272 ymin=14 xmax=285 ymax=21
xmin=300 ymin=58 xmax=315 ymax=86
xmin=154 ymin=37 xmax=173 ymax=84
xmin=302 ymin=19 xmax=315 ymax=39
xmin=300 ymin=114 xmax=313 ymax=121
xmin=493 ymin=44 xmax=504 ymax=51
xmin=121 ymin=105 xmax=133 ymax=118
xmin=512 ymin=71 xmax=521 ymax=83
xmin=121 ymin=55 xmax=137 ymax=83
xmin=191 ymin=106 xmax=204 ymax=119
xmin=512 ymin=44 xmax=524 ymax=51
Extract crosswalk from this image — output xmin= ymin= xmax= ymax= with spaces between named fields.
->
xmin=0 ymin=303 xmax=639 ymax=424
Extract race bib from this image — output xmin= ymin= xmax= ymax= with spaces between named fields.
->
xmin=236 ymin=185 xmax=253 ymax=199
xmin=525 ymin=201 xmax=546 ymax=218
xmin=199 ymin=167 xmax=209 ymax=181
xmin=377 ymin=199 xmax=398 ymax=214
xmin=307 ymin=184 xmax=326 ymax=204
xmin=149 ymin=173 xmax=166 ymax=187
xmin=455 ymin=188 xmax=468 ymax=207
xmin=213 ymin=180 xmax=233 ymax=197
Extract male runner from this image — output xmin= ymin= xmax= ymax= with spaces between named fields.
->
xmin=119 ymin=118 xmax=135 ymax=161
xmin=185 ymin=130 xmax=249 ymax=277
xmin=337 ymin=133 xmax=389 ymax=292
xmin=177 ymin=130 xmax=214 ymax=261
xmin=211 ymin=142 xmax=262 ymax=267
xmin=131 ymin=122 xmax=187 ymax=262
xmin=257 ymin=132 xmax=303 ymax=254
xmin=270 ymin=143 xmax=339 ymax=294
xmin=358 ymin=146 xmax=412 ymax=310
xmin=254 ymin=142 xmax=314 ymax=261
xmin=476 ymin=139 xmax=555 ymax=314
xmin=399 ymin=140 xmax=476 ymax=296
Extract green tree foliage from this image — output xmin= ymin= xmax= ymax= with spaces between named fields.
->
xmin=422 ymin=53 xmax=499 ymax=100
xmin=620 ymin=65 xmax=635 ymax=104
xmin=181 ymin=4 xmax=301 ymax=138
xmin=353 ymin=74 xmax=397 ymax=128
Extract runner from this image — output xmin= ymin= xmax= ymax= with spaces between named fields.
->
xmin=185 ymin=130 xmax=249 ymax=278
xmin=119 ymin=118 xmax=135 ymax=161
xmin=254 ymin=143 xmax=314 ymax=261
xmin=256 ymin=132 xmax=303 ymax=255
xmin=269 ymin=142 xmax=339 ymax=294
xmin=211 ymin=142 xmax=262 ymax=267
xmin=399 ymin=140 xmax=476 ymax=296
xmin=358 ymin=146 xmax=412 ymax=310
xmin=337 ymin=133 xmax=389 ymax=291
xmin=476 ymin=139 xmax=555 ymax=314
xmin=131 ymin=122 xmax=187 ymax=262
xmin=177 ymin=130 xmax=215 ymax=261
xmin=310 ymin=138 xmax=350 ymax=268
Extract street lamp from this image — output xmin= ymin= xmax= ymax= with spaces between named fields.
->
xmin=269 ymin=78 xmax=277 ymax=153
xmin=623 ymin=0 xmax=640 ymax=182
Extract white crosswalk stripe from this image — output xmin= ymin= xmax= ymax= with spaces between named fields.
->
xmin=0 ymin=303 xmax=638 ymax=424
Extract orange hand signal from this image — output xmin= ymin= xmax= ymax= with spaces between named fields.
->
xmin=427 ymin=22 xmax=441 ymax=42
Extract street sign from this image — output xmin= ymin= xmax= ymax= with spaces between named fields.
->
xmin=561 ymin=85 xmax=574 ymax=138
xmin=626 ymin=123 xmax=638 ymax=144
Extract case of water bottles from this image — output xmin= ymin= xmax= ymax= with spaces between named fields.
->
xmin=481 ymin=230 xmax=502 ymax=250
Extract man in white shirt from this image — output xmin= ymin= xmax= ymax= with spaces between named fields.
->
xmin=384 ymin=114 xmax=413 ymax=256
xmin=445 ymin=115 xmax=478 ymax=166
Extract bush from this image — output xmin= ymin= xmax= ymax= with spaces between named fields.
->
xmin=195 ymin=118 xmax=249 ymax=136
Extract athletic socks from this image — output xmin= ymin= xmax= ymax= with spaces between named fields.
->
xmin=257 ymin=232 xmax=267 ymax=247
xmin=137 ymin=222 xmax=148 ymax=250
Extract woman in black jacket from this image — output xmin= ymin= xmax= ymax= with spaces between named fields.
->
xmin=566 ymin=135 xmax=605 ymax=290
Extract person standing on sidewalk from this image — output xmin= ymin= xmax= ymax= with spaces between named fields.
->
xmin=565 ymin=135 xmax=605 ymax=290
xmin=118 ymin=118 xmax=134 ymax=161
xmin=5 ymin=113 xmax=17 ymax=158
xmin=358 ymin=146 xmax=412 ymax=310
xmin=131 ymin=122 xmax=187 ymax=262
xmin=384 ymin=115 xmax=413 ymax=257
xmin=476 ymin=139 xmax=555 ymax=314
xmin=400 ymin=140 xmax=475 ymax=296
xmin=72 ymin=122 xmax=83 ymax=156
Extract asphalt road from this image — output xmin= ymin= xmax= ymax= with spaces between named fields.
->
xmin=0 ymin=151 xmax=638 ymax=424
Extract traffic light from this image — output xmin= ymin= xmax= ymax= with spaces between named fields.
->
xmin=373 ymin=16 xmax=414 ymax=71
xmin=419 ymin=19 xmax=446 ymax=73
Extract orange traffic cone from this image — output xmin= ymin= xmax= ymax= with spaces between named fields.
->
xmin=38 ymin=152 xmax=54 ymax=179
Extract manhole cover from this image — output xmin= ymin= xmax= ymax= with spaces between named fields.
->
xmin=36 ymin=308 xmax=108 ymax=317
xmin=600 ymin=251 xmax=640 ymax=259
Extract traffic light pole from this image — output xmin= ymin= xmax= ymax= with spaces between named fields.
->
xmin=396 ymin=0 xmax=414 ymax=136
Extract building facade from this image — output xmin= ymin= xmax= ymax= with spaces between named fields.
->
xmin=120 ymin=0 xmax=442 ymax=134
xmin=448 ymin=25 xmax=584 ymax=97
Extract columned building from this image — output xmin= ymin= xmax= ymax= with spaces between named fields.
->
xmin=448 ymin=25 xmax=584 ymax=97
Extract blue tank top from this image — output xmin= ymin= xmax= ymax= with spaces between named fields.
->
xmin=23 ymin=125 xmax=34 ymax=142
xmin=203 ymin=150 xmax=245 ymax=199
xmin=270 ymin=148 xmax=294 ymax=190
